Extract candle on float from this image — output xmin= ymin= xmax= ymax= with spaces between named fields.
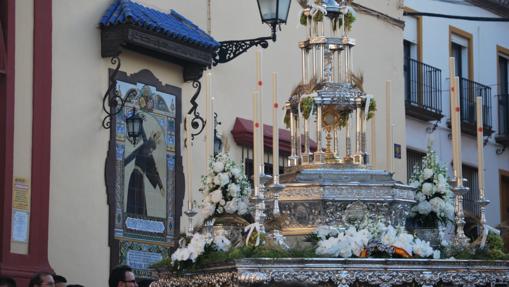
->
xmin=205 ymin=71 xmax=212 ymax=168
xmin=253 ymin=91 xmax=260 ymax=191
xmin=211 ymin=95 xmax=215 ymax=155
xmin=449 ymin=58 xmax=462 ymax=184
xmin=450 ymin=75 xmax=463 ymax=184
xmin=272 ymin=72 xmax=279 ymax=181
xmin=185 ymin=114 xmax=193 ymax=210
xmin=385 ymin=80 xmax=392 ymax=173
xmin=476 ymin=96 xmax=485 ymax=198
xmin=256 ymin=50 xmax=264 ymax=174
xmin=371 ymin=113 xmax=376 ymax=167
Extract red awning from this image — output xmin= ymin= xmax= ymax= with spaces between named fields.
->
xmin=231 ymin=117 xmax=317 ymax=156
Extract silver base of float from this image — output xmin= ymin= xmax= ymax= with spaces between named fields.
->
xmin=152 ymin=258 xmax=509 ymax=287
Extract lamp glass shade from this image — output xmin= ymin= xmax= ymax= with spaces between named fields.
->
xmin=126 ymin=113 xmax=143 ymax=141
xmin=214 ymin=135 xmax=223 ymax=155
xmin=257 ymin=0 xmax=291 ymax=25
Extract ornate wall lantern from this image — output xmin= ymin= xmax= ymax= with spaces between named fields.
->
xmin=213 ymin=112 xmax=223 ymax=155
xmin=125 ymin=107 xmax=143 ymax=145
xmin=213 ymin=0 xmax=292 ymax=65
xmin=257 ymin=0 xmax=291 ymax=40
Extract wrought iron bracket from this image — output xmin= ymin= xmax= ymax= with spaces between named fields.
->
xmin=212 ymin=37 xmax=271 ymax=66
xmin=496 ymin=144 xmax=507 ymax=155
xmin=187 ymin=80 xmax=206 ymax=140
xmin=425 ymin=119 xmax=440 ymax=134
xmin=212 ymin=24 xmax=277 ymax=66
xmin=102 ymin=55 xmax=137 ymax=129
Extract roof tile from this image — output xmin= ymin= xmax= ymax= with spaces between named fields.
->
xmin=100 ymin=0 xmax=220 ymax=50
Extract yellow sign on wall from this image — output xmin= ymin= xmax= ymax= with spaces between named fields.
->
xmin=12 ymin=177 xmax=30 ymax=211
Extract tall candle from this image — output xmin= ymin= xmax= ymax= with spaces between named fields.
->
xmin=385 ymin=80 xmax=392 ymax=173
xmin=371 ymin=113 xmax=376 ymax=167
xmin=450 ymin=75 xmax=463 ymax=184
xmin=476 ymin=96 xmax=485 ymax=198
xmin=185 ymin=114 xmax=193 ymax=210
xmin=256 ymin=50 xmax=264 ymax=174
xmin=449 ymin=58 xmax=462 ymax=184
xmin=211 ymin=95 xmax=215 ymax=154
xmin=204 ymin=71 xmax=212 ymax=168
xmin=253 ymin=91 xmax=260 ymax=190
xmin=272 ymin=73 xmax=279 ymax=181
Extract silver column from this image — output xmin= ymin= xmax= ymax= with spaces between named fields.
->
xmin=288 ymin=109 xmax=298 ymax=166
xmin=314 ymin=104 xmax=324 ymax=163
xmin=345 ymin=114 xmax=351 ymax=161
xmin=355 ymin=97 xmax=362 ymax=164
xmin=303 ymin=116 xmax=310 ymax=164
xmin=302 ymin=48 xmax=307 ymax=84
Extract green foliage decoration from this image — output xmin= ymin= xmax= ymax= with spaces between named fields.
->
xmin=154 ymin=244 xmax=317 ymax=273
xmin=300 ymin=12 xmax=308 ymax=26
xmin=365 ymin=98 xmax=377 ymax=120
xmin=313 ymin=11 xmax=324 ymax=23
xmin=284 ymin=109 xmax=291 ymax=129
xmin=443 ymin=232 xmax=509 ymax=260
xmin=300 ymin=97 xmax=315 ymax=119
xmin=331 ymin=12 xmax=356 ymax=32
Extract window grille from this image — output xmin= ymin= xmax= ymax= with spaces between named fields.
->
xmin=407 ymin=149 xmax=425 ymax=181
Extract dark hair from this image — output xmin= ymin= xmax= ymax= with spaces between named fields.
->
xmin=109 ymin=265 xmax=132 ymax=287
xmin=28 ymin=272 xmax=53 ymax=287
xmin=67 ymin=285 xmax=84 ymax=287
xmin=137 ymin=279 xmax=153 ymax=287
xmin=0 ymin=276 xmax=16 ymax=287
xmin=53 ymin=275 xmax=67 ymax=284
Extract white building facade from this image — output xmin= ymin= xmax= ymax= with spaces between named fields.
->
xmin=403 ymin=0 xmax=509 ymax=245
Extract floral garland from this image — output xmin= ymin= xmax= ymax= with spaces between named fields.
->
xmin=408 ymin=147 xmax=455 ymax=228
xmin=313 ymin=223 xmax=439 ymax=259
xmin=199 ymin=152 xmax=251 ymax=220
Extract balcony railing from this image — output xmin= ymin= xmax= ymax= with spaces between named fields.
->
xmin=496 ymin=94 xmax=509 ymax=146
xmin=458 ymin=78 xmax=493 ymax=135
xmin=404 ymin=58 xmax=443 ymax=121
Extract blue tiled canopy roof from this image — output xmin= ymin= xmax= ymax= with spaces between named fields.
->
xmin=100 ymin=0 xmax=220 ymax=50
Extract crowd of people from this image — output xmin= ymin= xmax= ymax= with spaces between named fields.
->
xmin=0 ymin=264 xmax=153 ymax=287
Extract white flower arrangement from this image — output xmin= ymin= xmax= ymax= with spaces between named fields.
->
xmin=314 ymin=222 xmax=437 ymax=259
xmin=409 ymin=147 xmax=455 ymax=227
xmin=170 ymin=231 xmax=232 ymax=264
xmin=199 ymin=152 xmax=251 ymax=219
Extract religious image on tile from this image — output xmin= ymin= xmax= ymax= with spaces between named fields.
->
xmin=116 ymin=81 xmax=177 ymax=219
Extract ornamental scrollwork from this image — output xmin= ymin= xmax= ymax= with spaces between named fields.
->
xmin=187 ymin=80 xmax=206 ymax=140
xmin=212 ymin=37 xmax=270 ymax=66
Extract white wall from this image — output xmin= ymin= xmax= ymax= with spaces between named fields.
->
xmin=404 ymin=0 xmax=509 ymax=227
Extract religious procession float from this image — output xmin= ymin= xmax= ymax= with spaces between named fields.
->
xmin=151 ymin=1 xmax=509 ymax=286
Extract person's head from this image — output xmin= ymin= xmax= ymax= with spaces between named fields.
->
xmin=109 ymin=265 xmax=137 ymax=287
xmin=28 ymin=272 xmax=54 ymax=287
xmin=0 ymin=276 xmax=16 ymax=287
xmin=52 ymin=275 xmax=67 ymax=287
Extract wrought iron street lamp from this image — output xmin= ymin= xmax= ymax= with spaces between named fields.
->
xmin=213 ymin=112 xmax=223 ymax=155
xmin=212 ymin=0 xmax=291 ymax=65
xmin=257 ymin=0 xmax=291 ymax=40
